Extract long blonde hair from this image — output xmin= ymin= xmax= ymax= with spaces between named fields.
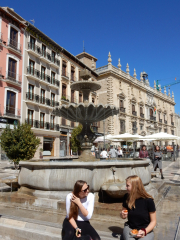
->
xmin=69 ymin=180 xmax=87 ymax=220
xmin=126 ymin=175 xmax=153 ymax=209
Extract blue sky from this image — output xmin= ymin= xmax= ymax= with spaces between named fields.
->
xmin=3 ymin=0 xmax=180 ymax=113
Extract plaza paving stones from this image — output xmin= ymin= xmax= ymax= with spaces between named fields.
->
xmin=0 ymin=159 xmax=179 ymax=239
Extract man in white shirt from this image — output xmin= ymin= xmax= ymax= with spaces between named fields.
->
xmin=100 ymin=148 xmax=108 ymax=158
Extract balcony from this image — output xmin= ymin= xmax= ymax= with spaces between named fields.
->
xmin=5 ymin=71 xmax=21 ymax=87
xmin=61 ymin=95 xmax=70 ymax=104
xmin=25 ymin=118 xmax=34 ymax=127
xmin=7 ymin=38 xmax=21 ymax=55
xmin=171 ymin=122 xmax=174 ymax=126
xmin=49 ymin=56 xmax=60 ymax=68
xmin=40 ymin=50 xmax=51 ymax=63
xmin=4 ymin=106 xmax=20 ymax=119
xmin=27 ymin=42 xmax=41 ymax=57
xmin=26 ymin=92 xmax=59 ymax=107
xmin=26 ymin=67 xmax=41 ymax=81
xmin=159 ymin=119 xmax=162 ymax=123
xmin=26 ymin=67 xmax=60 ymax=88
xmin=61 ymin=71 xmax=69 ymax=82
xmin=150 ymin=116 xmax=156 ymax=121
xmin=70 ymin=97 xmax=78 ymax=104
xmin=132 ymin=111 xmax=137 ymax=116
xmin=140 ymin=113 xmax=144 ymax=118
xmin=0 ymin=67 xmax=4 ymax=79
xmin=120 ymin=107 xmax=126 ymax=113
xmin=164 ymin=120 xmax=167 ymax=124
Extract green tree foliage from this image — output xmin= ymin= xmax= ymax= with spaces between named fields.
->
xmin=70 ymin=124 xmax=83 ymax=152
xmin=0 ymin=123 xmax=40 ymax=167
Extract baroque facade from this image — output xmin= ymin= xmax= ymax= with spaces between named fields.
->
xmin=92 ymin=53 xmax=176 ymax=140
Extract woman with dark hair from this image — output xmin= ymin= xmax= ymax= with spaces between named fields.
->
xmin=139 ymin=145 xmax=149 ymax=158
xmin=120 ymin=175 xmax=156 ymax=240
xmin=62 ymin=180 xmax=101 ymax=240
xmin=153 ymin=145 xmax=164 ymax=179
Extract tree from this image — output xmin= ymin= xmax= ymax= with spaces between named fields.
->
xmin=70 ymin=124 xmax=83 ymax=153
xmin=0 ymin=123 xmax=40 ymax=168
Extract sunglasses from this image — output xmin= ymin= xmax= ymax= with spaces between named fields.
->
xmin=81 ymin=185 xmax=89 ymax=193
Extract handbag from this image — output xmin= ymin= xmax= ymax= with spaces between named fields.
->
xmin=73 ymin=235 xmax=92 ymax=240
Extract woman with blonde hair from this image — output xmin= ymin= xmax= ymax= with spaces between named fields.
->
xmin=62 ymin=180 xmax=100 ymax=240
xmin=120 ymin=175 xmax=156 ymax=240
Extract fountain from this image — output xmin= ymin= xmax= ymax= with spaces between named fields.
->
xmin=18 ymin=70 xmax=155 ymax=204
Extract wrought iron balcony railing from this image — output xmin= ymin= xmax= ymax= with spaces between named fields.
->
xmin=7 ymin=38 xmax=21 ymax=53
xmin=27 ymin=67 xmax=60 ymax=87
xmin=4 ymin=106 xmax=21 ymax=118
xmin=26 ymin=92 xmax=59 ymax=107
xmin=28 ymin=42 xmax=41 ymax=54
xmin=159 ymin=119 xmax=162 ymax=123
xmin=132 ymin=111 xmax=137 ymax=116
xmin=150 ymin=116 xmax=156 ymax=121
xmin=6 ymin=71 xmax=21 ymax=84
xmin=120 ymin=107 xmax=126 ymax=113
xmin=140 ymin=113 xmax=144 ymax=118
xmin=62 ymin=70 xmax=69 ymax=79
xmin=164 ymin=120 xmax=167 ymax=124
xmin=171 ymin=122 xmax=174 ymax=126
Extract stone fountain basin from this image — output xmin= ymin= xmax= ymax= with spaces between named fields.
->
xmin=18 ymin=159 xmax=151 ymax=198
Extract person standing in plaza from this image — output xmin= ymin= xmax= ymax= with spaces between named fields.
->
xmin=62 ymin=180 xmax=100 ymax=240
xmin=120 ymin=175 xmax=156 ymax=240
xmin=117 ymin=146 xmax=123 ymax=158
xmin=153 ymin=145 xmax=164 ymax=179
xmin=108 ymin=146 xmax=117 ymax=158
xmin=139 ymin=145 xmax=149 ymax=158
xmin=100 ymin=148 xmax=108 ymax=159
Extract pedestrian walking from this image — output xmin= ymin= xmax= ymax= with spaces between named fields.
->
xmin=120 ymin=175 xmax=156 ymax=240
xmin=139 ymin=145 xmax=149 ymax=158
xmin=153 ymin=146 xmax=164 ymax=179
xmin=108 ymin=146 xmax=117 ymax=158
xmin=62 ymin=180 xmax=100 ymax=240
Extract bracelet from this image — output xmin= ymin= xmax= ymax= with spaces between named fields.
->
xmin=75 ymin=227 xmax=78 ymax=231
xmin=141 ymin=228 xmax=147 ymax=236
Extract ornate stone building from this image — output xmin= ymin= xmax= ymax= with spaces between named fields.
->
xmin=90 ymin=52 xmax=176 ymax=138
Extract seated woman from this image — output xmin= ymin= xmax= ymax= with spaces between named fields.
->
xmin=120 ymin=175 xmax=156 ymax=240
xmin=62 ymin=180 xmax=101 ymax=240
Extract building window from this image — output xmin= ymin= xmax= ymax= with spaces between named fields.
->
xmin=62 ymin=117 xmax=66 ymax=126
xmin=71 ymin=121 xmax=74 ymax=127
xmin=42 ymin=44 xmax=46 ymax=57
xmin=10 ymin=27 xmax=18 ymax=48
xmin=120 ymin=100 xmax=124 ymax=107
xmin=171 ymin=115 xmax=173 ymax=123
xmin=51 ymin=71 xmax=55 ymax=84
xmin=51 ymin=93 xmax=55 ymax=107
xmin=150 ymin=109 xmax=153 ymax=116
xmin=79 ymin=93 xmax=83 ymax=103
xmin=164 ymin=128 xmax=167 ymax=133
xmin=30 ymin=36 xmax=35 ymax=50
xmin=71 ymin=66 xmax=75 ymax=81
xmin=41 ymin=66 xmax=46 ymax=80
xmin=40 ymin=89 xmax=45 ymax=104
xmin=28 ymin=84 xmax=34 ymax=100
xmin=6 ymin=90 xmax=16 ymax=115
xmin=92 ymin=98 xmax=95 ymax=103
xmin=71 ymin=90 xmax=74 ymax=103
xmin=140 ymin=125 xmax=143 ymax=130
xmin=50 ymin=115 xmax=54 ymax=130
xmin=8 ymin=58 xmax=17 ymax=79
xmin=28 ymin=109 xmax=33 ymax=126
xmin=159 ymin=128 xmax=162 ymax=132
xmin=40 ymin=112 xmax=45 ymax=128
xmin=132 ymin=104 xmax=135 ymax=113
xmin=62 ymin=84 xmax=66 ymax=98
xmin=29 ymin=60 xmax=35 ymax=75
xmin=171 ymin=130 xmax=174 ymax=135
xmin=52 ymin=51 xmax=55 ymax=63
xmin=120 ymin=120 xmax=125 ymax=133
xmin=132 ymin=121 xmax=137 ymax=134
xmin=62 ymin=61 xmax=66 ymax=76
xmin=159 ymin=113 xmax=161 ymax=121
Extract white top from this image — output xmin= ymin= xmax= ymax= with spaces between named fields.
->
xmin=66 ymin=192 xmax=95 ymax=221
xmin=100 ymin=150 xmax=108 ymax=158
xmin=118 ymin=149 xmax=123 ymax=155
